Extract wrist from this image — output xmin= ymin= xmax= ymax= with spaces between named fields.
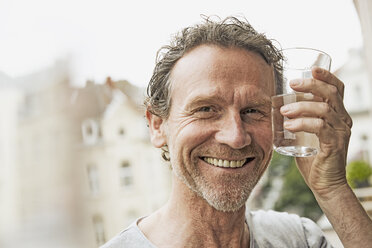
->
xmin=313 ymin=182 xmax=351 ymax=202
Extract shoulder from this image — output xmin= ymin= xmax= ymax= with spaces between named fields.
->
xmin=100 ymin=219 xmax=156 ymax=248
xmin=247 ymin=210 xmax=332 ymax=247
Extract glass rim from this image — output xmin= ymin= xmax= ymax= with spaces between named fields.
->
xmin=280 ymin=47 xmax=332 ymax=60
xmin=280 ymin=47 xmax=332 ymax=70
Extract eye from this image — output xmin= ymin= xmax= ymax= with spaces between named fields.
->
xmin=241 ymin=108 xmax=260 ymax=114
xmin=197 ymin=106 xmax=213 ymax=112
xmin=241 ymin=108 xmax=266 ymax=121
xmin=192 ymin=105 xmax=218 ymax=119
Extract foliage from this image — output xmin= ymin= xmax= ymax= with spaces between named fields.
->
xmin=253 ymin=152 xmax=292 ymax=207
xmin=273 ymin=155 xmax=322 ymax=220
xmin=269 ymin=151 xmax=293 ymax=176
xmin=346 ymin=160 xmax=372 ymax=188
xmin=258 ymin=155 xmax=372 ymax=221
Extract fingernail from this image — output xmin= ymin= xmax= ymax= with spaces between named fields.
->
xmin=280 ymin=105 xmax=290 ymax=113
xmin=314 ymin=67 xmax=323 ymax=74
xmin=284 ymin=121 xmax=292 ymax=128
xmin=289 ymin=80 xmax=300 ymax=87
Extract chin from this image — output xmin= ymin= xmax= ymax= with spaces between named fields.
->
xmin=198 ymin=178 xmax=256 ymax=212
xmin=204 ymin=189 xmax=251 ymax=212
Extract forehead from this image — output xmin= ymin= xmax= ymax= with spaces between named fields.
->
xmin=170 ymin=44 xmax=274 ymax=94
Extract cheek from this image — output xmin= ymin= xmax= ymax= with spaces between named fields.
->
xmin=252 ymin=122 xmax=273 ymax=151
xmin=167 ymin=120 xmax=215 ymax=156
xmin=252 ymin=122 xmax=273 ymax=174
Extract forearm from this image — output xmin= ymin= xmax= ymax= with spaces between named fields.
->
xmin=314 ymin=184 xmax=372 ymax=248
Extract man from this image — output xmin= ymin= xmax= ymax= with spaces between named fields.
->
xmin=103 ymin=16 xmax=372 ymax=247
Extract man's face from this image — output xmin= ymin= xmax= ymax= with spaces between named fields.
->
xmin=154 ymin=44 xmax=275 ymax=212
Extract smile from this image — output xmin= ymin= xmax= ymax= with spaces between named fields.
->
xmin=202 ymin=157 xmax=254 ymax=168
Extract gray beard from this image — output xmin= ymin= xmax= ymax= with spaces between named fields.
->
xmin=174 ymin=164 xmax=261 ymax=212
xmin=171 ymin=142 xmax=268 ymax=212
xmin=196 ymin=170 xmax=260 ymax=212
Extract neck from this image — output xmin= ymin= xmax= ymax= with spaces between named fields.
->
xmin=139 ymin=175 xmax=250 ymax=248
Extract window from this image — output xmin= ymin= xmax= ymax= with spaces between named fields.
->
xmin=81 ymin=119 xmax=101 ymax=145
xmin=92 ymin=215 xmax=106 ymax=246
xmin=87 ymin=164 xmax=100 ymax=195
xmin=119 ymin=161 xmax=133 ymax=188
xmin=24 ymin=94 xmax=39 ymax=116
xmin=118 ymin=127 xmax=125 ymax=136
xmin=360 ymin=134 xmax=370 ymax=163
xmin=354 ymin=84 xmax=366 ymax=110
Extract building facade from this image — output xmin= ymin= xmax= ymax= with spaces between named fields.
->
xmin=334 ymin=48 xmax=372 ymax=164
xmin=76 ymin=79 xmax=171 ymax=246
xmin=0 ymin=62 xmax=171 ymax=248
xmin=0 ymin=75 xmax=22 ymax=240
xmin=354 ymin=0 xmax=372 ymax=82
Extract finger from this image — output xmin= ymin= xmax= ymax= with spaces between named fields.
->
xmin=283 ymin=117 xmax=337 ymax=143
xmin=284 ymin=117 xmax=352 ymax=157
xmin=284 ymin=117 xmax=324 ymax=133
xmin=280 ymin=101 xmax=346 ymax=129
xmin=290 ymin=78 xmax=342 ymax=105
xmin=289 ymin=77 xmax=350 ymax=125
xmin=271 ymin=92 xmax=322 ymax=108
xmin=312 ymin=67 xmax=345 ymax=98
xmin=284 ymin=116 xmax=351 ymax=143
xmin=282 ymin=101 xmax=352 ymax=129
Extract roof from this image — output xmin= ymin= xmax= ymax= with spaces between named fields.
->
xmin=108 ymin=77 xmax=145 ymax=107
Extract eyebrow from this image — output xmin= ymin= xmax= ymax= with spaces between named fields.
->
xmin=184 ymin=94 xmax=225 ymax=110
xmin=184 ymin=93 xmax=271 ymax=110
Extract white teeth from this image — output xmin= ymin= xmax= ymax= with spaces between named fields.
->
xmin=223 ymin=160 xmax=229 ymax=167
xmin=203 ymin=157 xmax=248 ymax=168
xmin=231 ymin=161 xmax=237 ymax=168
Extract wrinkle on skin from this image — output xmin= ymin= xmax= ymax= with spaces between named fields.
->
xmin=141 ymin=44 xmax=277 ymax=248
xmin=161 ymin=44 xmax=275 ymax=212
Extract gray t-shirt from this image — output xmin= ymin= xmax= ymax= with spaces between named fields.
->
xmin=101 ymin=210 xmax=332 ymax=248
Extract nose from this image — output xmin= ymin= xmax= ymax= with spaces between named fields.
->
xmin=215 ymin=112 xmax=252 ymax=149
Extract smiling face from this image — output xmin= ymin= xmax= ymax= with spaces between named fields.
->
xmin=148 ymin=44 xmax=275 ymax=212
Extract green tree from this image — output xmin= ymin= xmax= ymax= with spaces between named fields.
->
xmin=252 ymin=152 xmax=292 ymax=208
xmin=253 ymin=152 xmax=323 ymax=221
xmin=346 ymin=160 xmax=372 ymax=188
xmin=273 ymin=156 xmax=322 ymax=220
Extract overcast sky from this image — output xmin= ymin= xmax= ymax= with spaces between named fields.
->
xmin=0 ymin=0 xmax=363 ymax=87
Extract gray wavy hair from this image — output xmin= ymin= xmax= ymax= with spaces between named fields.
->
xmin=145 ymin=15 xmax=283 ymax=161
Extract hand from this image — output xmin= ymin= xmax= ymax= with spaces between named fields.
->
xmin=280 ymin=67 xmax=353 ymax=198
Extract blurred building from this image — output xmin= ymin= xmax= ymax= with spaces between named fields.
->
xmin=0 ymin=61 xmax=171 ymax=248
xmin=334 ymin=48 xmax=372 ymax=163
xmin=353 ymin=0 xmax=372 ymax=161
xmin=76 ymin=78 xmax=171 ymax=246
xmin=0 ymin=62 xmax=85 ymax=248
xmin=0 ymin=73 xmax=22 ymax=238
xmin=354 ymin=0 xmax=372 ymax=82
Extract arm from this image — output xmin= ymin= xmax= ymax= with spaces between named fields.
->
xmin=314 ymin=183 xmax=372 ymax=248
xmin=280 ymin=67 xmax=372 ymax=248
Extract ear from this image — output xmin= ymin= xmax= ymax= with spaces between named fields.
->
xmin=146 ymin=109 xmax=167 ymax=148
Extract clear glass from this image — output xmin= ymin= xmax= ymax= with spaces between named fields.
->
xmin=272 ymin=47 xmax=332 ymax=157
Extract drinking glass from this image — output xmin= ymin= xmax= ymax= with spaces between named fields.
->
xmin=272 ymin=47 xmax=332 ymax=157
